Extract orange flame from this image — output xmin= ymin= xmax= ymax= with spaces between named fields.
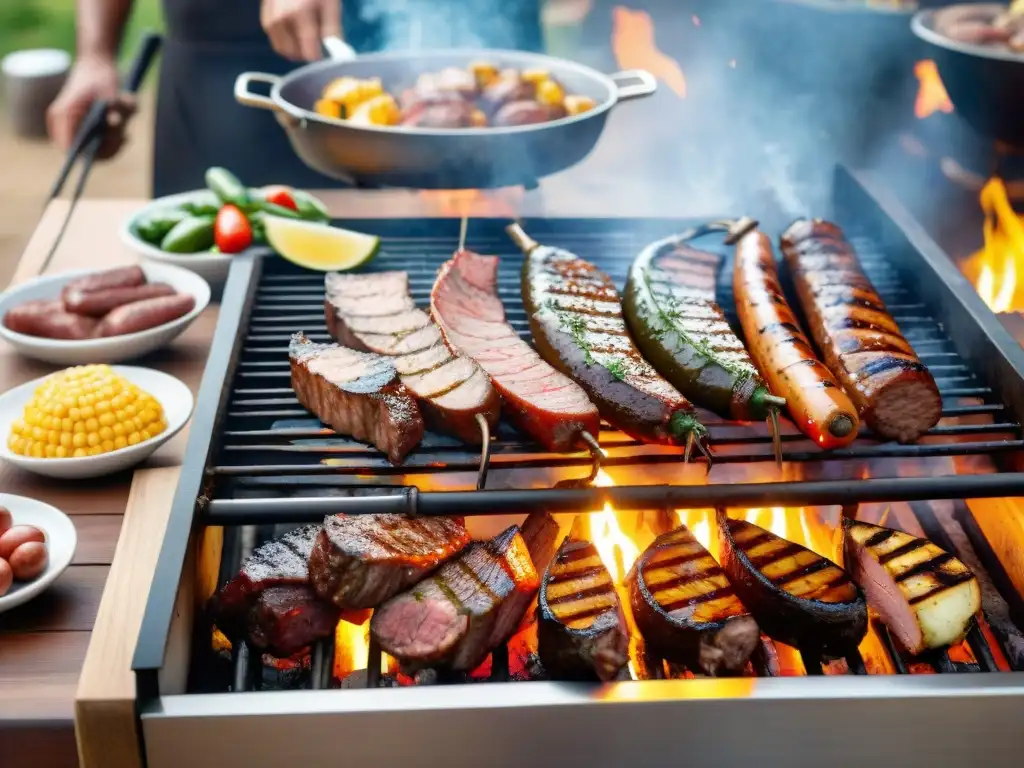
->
xmin=417 ymin=187 xmax=525 ymax=220
xmin=612 ymin=6 xmax=687 ymax=98
xmin=913 ymin=60 xmax=953 ymax=119
xmin=961 ymin=177 xmax=1024 ymax=313
xmin=334 ymin=617 xmax=370 ymax=680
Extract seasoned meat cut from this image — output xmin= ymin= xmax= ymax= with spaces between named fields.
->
xmin=246 ymin=585 xmax=341 ymax=657
xmin=431 ymin=249 xmax=600 ymax=452
xmin=289 ymin=331 xmax=424 ymax=464
xmin=308 ymin=514 xmax=470 ymax=609
xmin=628 ymin=525 xmax=759 ymax=676
xmin=325 ymin=271 xmax=500 ymax=443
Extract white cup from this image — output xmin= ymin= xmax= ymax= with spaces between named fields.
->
xmin=2 ymin=49 xmax=72 ymax=139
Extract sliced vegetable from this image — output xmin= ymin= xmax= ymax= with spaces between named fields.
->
xmin=205 ymin=167 xmax=250 ymax=207
xmin=135 ymin=209 xmax=189 ymax=244
xmin=255 ymin=200 xmax=305 ymax=220
xmin=262 ymin=185 xmax=298 ymax=211
xmin=160 ymin=215 xmax=216 ymax=253
xmin=263 ymin=216 xmax=380 ymax=272
xmin=214 ymin=204 xmax=254 ymax=254
xmin=290 ymin=189 xmax=331 ymax=222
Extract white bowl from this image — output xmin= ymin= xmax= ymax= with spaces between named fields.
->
xmin=120 ymin=190 xmax=273 ymax=286
xmin=0 ymin=493 xmax=77 ymax=613
xmin=0 ymin=261 xmax=211 ymax=366
xmin=0 ymin=365 xmax=194 ymax=479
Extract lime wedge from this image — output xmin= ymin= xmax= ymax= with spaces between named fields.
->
xmin=263 ymin=216 xmax=380 ymax=272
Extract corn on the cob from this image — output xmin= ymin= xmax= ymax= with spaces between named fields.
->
xmin=7 ymin=364 xmax=167 ymax=459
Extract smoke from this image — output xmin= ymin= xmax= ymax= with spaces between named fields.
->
xmin=353 ymin=0 xmax=541 ymax=51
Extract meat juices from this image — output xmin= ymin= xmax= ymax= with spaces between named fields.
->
xmin=716 ymin=510 xmax=868 ymax=656
xmin=628 ymin=526 xmax=759 ymax=676
xmin=324 ymin=271 xmax=500 ymax=444
xmin=371 ymin=525 xmax=540 ymax=672
xmin=289 ymin=332 xmax=424 ymax=464
xmin=780 ymin=219 xmax=941 ymax=443
xmin=841 ymin=519 xmax=980 ymax=654
xmin=538 ymin=534 xmax=629 ymax=682
xmin=430 ymin=249 xmax=599 ymax=452
xmin=308 ymin=514 xmax=470 ymax=609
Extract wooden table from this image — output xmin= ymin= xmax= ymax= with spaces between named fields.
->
xmin=0 ymin=172 xmax=719 ymax=768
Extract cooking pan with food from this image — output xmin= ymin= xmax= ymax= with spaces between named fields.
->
xmin=912 ymin=6 xmax=1024 ymax=146
xmin=234 ymin=41 xmax=656 ymax=189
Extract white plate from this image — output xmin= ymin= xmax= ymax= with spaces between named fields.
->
xmin=0 ymin=365 xmax=194 ymax=479
xmin=120 ymin=190 xmax=273 ymax=286
xmin=0 ymin=262 xmax=211 ymax=365
xmin=0 ymin=493 xmax=77 ymax=614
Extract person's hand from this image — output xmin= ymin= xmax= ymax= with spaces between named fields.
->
xmin=262 ymin=0 xmax=342 ymax=62
xmin=47 ymin=56 xmax=137 ymax=160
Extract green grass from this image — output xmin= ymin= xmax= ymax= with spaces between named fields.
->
xmin=0 ymin=0 xmax=164 ymax=71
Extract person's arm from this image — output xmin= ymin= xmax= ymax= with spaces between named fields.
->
xmin=47 ymin=0 xmax=136 ymax=157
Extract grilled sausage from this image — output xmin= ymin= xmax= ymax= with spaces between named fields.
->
xmin=734 ymin=230 xmax=859 ymax=448
xmin=480 ymin=72 xmax=535 ymax=114
xmin=60 ymin=265 xmax=145 ymax=301
xmin=93 ymin=293 xmax=196 ymax=337
xmin=493 ymin=100 xmax=565 ymax=127
xmin=63 ymin=282 xmax=176 ymax=317
xmin=3 ymin=300 xmax=97 ymax=340
xmin=512 ymin=225 xmax=707 ymax=449
xmin=780 ymin=219 xmax=941 ymax=443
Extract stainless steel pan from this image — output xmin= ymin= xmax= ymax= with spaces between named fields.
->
xmin=234 ymin=41 xmax=656 ymax=189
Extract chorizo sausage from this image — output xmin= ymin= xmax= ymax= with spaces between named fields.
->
xmin=63 ymin=282 xmax=176 ymax=317
xmin=733 ymin=230 xmax=859 ymax=449
xmin=93 ymin=293 xmax=196 ymax=337
xmin=3 ymin=300 xmax=97 ymax=340
xmin=60 ymin=265 xmax=145 ymax=301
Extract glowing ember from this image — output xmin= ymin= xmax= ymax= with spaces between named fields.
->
xmin=960 ymin=177 xmax=1024 ymax=313
xmin=612 ymin=6 xmax=687 ymax=98
xmin=913 ymin=60 xmax=953 ymax=119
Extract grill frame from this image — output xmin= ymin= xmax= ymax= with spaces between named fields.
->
xmin=133 ymin=166 xmax=1024 ymax=756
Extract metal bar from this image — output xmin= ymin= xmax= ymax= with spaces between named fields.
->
xmin=874 ymin=624 xmax=909 ymax=674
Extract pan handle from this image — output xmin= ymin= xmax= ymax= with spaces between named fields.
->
xmin=234 ymin=72 xmax=281 ymax=112
xmin=322 ymin=35 xmax=358 ymax=62
xmin=610 ymin=70 xmax=658 ymax=101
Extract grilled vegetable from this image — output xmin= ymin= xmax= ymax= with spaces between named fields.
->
xmin=733 ymin=230 xmax=859 ymax=449
xmin=537 ymin=523 xmax=629 ymax=682
xmin=840 ymin=519 xmax=980 ymax=654
xmin=715 ymin=509 xmax=867 ymax=655
xmin=510 ymin=224 xmax=708 ymax=454
xmin=205 ymin=167 xmax=250 ymax=207
xmin=160 ymin=215 xmax=216 ymax=253
xmin=627 ymin=525 xmax=759 ymax=675
xmin=624 ymin=234 xmax=785 ymax=422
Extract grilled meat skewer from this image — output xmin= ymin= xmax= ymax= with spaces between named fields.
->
xmin=715 ymin=509 xmax=868 ymax=655
xmin=289 ymin=332 xmax=424 ymax=464
xmin=840 ymin=519 xmax=980 ymax=654
xmin=733 ymin=230 xmax=859 ymax=449
xmin=624 ymin=234 xmax=785 ymax=422
xmin=510 ymin=224 xmax=708 ymax=454
xmin=780 ymin=219 xmax=941 ymax=443
xmin=430 ymin=248 xmax=601 ymax=452
xmin=325 ymin=270 xmax=500 ymax=445
xmin=627 ymin=525 xmax=759 ymax=676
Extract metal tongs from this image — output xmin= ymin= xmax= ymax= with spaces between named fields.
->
xmin=38 ymin=33 xmax=163 ymax=276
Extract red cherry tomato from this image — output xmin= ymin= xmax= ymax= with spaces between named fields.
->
xmin=214 ymin=204 xmax=253 ymax=253
xmin=262 ymin=185 xmax=298 ymax=211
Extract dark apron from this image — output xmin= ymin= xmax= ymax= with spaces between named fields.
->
xmin=155 ymin=0 xmax=543 ymax=197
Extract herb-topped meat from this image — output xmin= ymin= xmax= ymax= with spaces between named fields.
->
xmin=510 ymin=225 xmax=707 ymax=450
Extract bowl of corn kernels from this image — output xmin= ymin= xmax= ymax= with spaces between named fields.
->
xmin=0 ymin=364 xmax=193 ymax=479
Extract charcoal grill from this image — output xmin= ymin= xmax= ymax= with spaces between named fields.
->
xmin=133 ymin=166 xmax=1024 ymax=767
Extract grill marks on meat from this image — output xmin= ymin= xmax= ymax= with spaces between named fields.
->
xmin=841 ymin=519 xmax=980 ymax=654
xmin=627 ymin=525 xmax=759 ymax=676
xmin=716 ymin=511 xmax=868 ymax=655
xmin=780 ymin=220 xmax=941 ymax=443
xmin=431 ymin=250 xmax=599 ymax=451
xmin=370 ymin=525 xmax=540 ymax=672
xmin=246 ymin=585 xmax=340 ymax=657
xmin=289 ymin=332 xmax=423 ymax=464
xmin=308 ymin=514 xmax=470 ymax=609
xmin=523 ymin=243 xmax=699 ymax=445
xmin=325 ymin=271 xmax=500 ymax=444
xmin=538 ymin=535 xmax=629 ymax=681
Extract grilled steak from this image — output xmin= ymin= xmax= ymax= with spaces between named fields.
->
xmin=289 ymin=331 xmax=424 ymax=464
xmin=246 ymin=585 xmax=340 ymax=657
xmin=841 ymin=519 xmax=980 ymax=654
xmin=370 ymin=525 xmax=540 ymax=672
xmin=308 ymin=514 xmax=470 ymax=609
xmin=516 ymin=230 xmax=706 ymax=447
xmin=716 ymin=510 xmax=868 ymax=655
xmin=430 ymin=249 xmax=600 ymax=452
xmin=325 ymin=271 xmax=500 ymax=443
xmin=538 ymin=532 xmax=629 ymax=681
xmin=628 ymin=525 xmax=759 ymax=676
xmin=780 ymin=219 xmax=941 ymax=443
